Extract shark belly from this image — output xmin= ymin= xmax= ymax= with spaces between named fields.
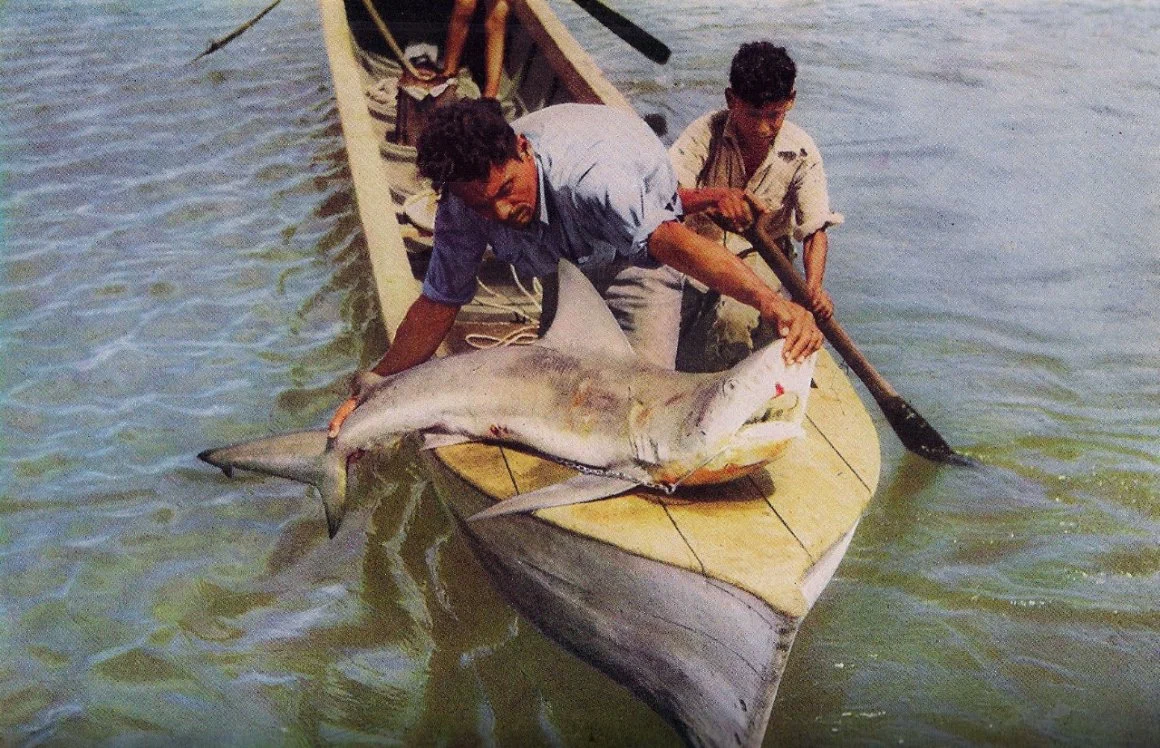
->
xmin=648 ymin=440 xmax=794 ymax=486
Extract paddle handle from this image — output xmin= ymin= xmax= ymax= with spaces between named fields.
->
xmin=358 ymin=0 xmax=424 ymax=79
xmin=570 ymin=0 xmax=671 ymax=64
xmin=192 ymin=0 xmax=284 ymax=62
xmin=745 ymin=222 xmax=898 ymax=403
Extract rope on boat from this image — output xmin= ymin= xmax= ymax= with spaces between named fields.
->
xmin=465 ymin=266 xmax=544 ymax=349
xmin=509 ymin=267 xmax=544 ymax=315
xmin=464 ymin=326 xmax=541 ymax=349
xmin=472 ymin=265 xmax=542 ymax=323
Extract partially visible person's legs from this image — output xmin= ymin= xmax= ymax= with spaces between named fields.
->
xmin=676 ymin=248 xmax=785 ymax=373
xmin=480 ymin=0 xmax=510 ymax=98
xmin=439 ymin=0 xmax=508 ymax=98
xmin=440 ymin=0 xmax=477 ymax=80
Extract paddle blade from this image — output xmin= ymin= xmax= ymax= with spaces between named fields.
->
xmin=570 ymin=0 xmax=671 ymax=64
xmin=880 ymin=395 xmax=978 ymax=466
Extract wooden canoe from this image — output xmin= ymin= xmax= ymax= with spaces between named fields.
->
xmin=316 ymin=1 xmax=881 ymax=744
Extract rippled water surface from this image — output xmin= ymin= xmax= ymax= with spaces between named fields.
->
xmin=2 ymin=0 xmax=1157 ymax=744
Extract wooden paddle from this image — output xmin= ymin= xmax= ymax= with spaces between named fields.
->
xmin=192 ymin=0 xmax=284 ymax=62
xmin=569 ymin=0 xmax=671 ymax=64
xmin=744 ymin=219 xmax=975 ymax=466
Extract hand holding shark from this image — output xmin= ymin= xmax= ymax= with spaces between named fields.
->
xmin=199 ymin=261 xmax=817 ymax=536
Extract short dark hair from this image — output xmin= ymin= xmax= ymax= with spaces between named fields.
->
xmin=416 ymin=98 xmax=519 ymax=192
xmin=729 ymin=41 xmax=796 ymax=106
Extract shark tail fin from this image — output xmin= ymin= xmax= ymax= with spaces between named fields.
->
xmin=319 ymin=450 xmax=348 ymax=538
xmin=198 ymin=429 xmax=350 ymax=538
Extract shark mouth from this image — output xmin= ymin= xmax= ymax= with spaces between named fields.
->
xmin=744 ymin=389 xmax=801 ymax=426
xmin=651 ymin=417 xmax=805 ymax=488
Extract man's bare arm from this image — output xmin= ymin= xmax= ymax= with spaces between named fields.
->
xmin=801 ymin=229 xmax=834 ymax=321
xmin=327 ymin=295 xmax=459 ymax=436
xmin=677 ymin=186 xmax=768 ymax=232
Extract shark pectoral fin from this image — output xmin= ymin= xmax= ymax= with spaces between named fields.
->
xmin=466 ymin=474 xmax=640 ymax=522
xmin=420 ymin=432 xmax=474 ymax=450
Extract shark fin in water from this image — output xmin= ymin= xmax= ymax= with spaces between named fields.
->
xmin=198 ymin=430 xmax=348 ymax=538
xmin=466 ymin=473 xmax=640 ymax=522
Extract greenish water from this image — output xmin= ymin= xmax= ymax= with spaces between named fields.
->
xmin=1 ymin=0 xmax=1156 ymax=745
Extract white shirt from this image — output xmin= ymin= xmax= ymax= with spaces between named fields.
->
xmin=669 ymin=110 xmax=843 ymax=243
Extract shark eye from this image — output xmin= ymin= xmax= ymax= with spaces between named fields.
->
xmin=721 ymin=378 xmax=738 ymax=395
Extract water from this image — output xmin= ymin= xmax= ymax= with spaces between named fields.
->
xmin=2 ymin=0 xmax=1156 ymax=744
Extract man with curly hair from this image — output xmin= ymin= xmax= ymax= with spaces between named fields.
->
xmin=672 ymin=41 xmax=842 ymax=372
xmin=328 ymin=98 xmax=821 ymax=436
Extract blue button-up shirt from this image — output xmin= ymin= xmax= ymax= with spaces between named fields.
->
xmin=421 ymin=104 xmax=683 ymax=306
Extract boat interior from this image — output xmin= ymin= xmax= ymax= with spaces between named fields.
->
xmin=341 ymin=0 xmax=632 ymax=352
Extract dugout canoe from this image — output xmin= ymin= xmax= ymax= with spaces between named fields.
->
xmin=316 ymin=1 xmax=881 ymax=745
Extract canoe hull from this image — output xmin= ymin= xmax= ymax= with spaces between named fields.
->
xmin=423 ymin=448 xmax=802 ymax=747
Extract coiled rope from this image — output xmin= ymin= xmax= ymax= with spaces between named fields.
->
xmin=464 ymin=266 xmax=544 ymax=349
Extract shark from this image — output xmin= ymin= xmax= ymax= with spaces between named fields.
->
xmin=199 ymin=260 xmax=816 ymax=536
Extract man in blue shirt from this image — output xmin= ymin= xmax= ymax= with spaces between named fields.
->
xmin=328 ymin=99 xmax=820 ymax=436
xmin=421 ymin=101 xmax=689 ymax=369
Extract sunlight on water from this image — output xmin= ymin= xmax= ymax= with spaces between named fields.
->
xmin=1 ymin=0 xmax=1156 ymax=744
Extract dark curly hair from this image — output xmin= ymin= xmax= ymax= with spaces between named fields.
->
xmin=416 ymin=98 xmax=518 ymax=193
xmin=729 ymin=41 xmax=796 ymax=107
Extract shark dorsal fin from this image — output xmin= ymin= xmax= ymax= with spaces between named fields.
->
xmin=536 ymin=259 xmax=638 ymax=362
